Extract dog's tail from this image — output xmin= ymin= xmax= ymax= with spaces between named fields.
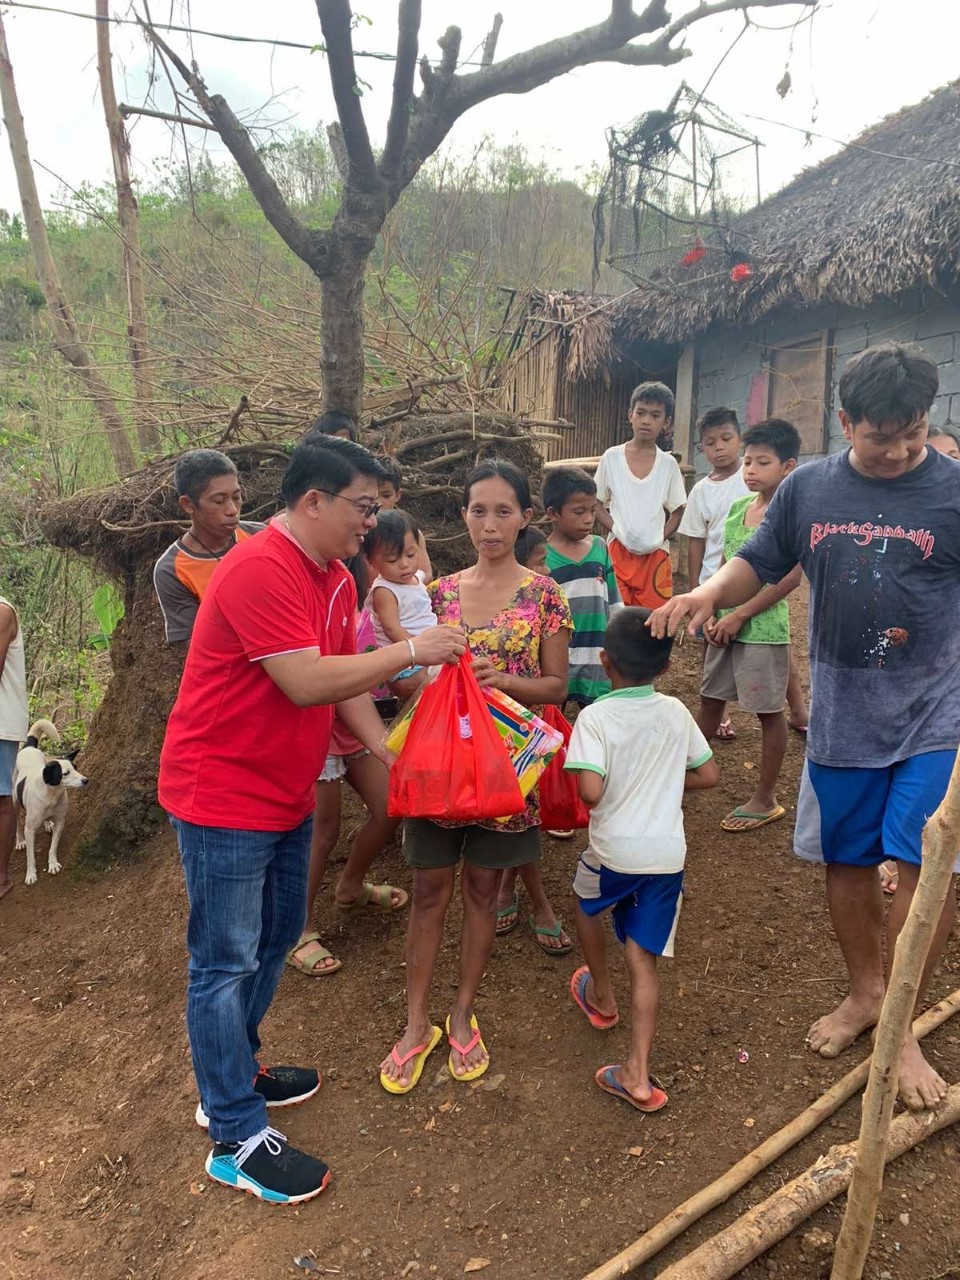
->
xmin=25 ymin=719 xmax=60 ymax=748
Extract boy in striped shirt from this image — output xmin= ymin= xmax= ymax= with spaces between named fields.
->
xmin=544 ymin=468 xmax=621 ymax=707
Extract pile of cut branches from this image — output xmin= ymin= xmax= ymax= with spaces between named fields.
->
xmin=38 ymin=412 xmax=541 ymax=582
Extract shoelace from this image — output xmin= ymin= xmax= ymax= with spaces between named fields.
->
xmin=233 ymin=1126 xmax=287 ymax=1169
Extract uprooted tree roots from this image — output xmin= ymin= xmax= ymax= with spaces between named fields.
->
xmin=38 ymin=413 xmax=542 ymax=865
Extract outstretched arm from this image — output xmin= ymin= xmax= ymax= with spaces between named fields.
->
xmin=648 ymin=556 xmax=764 ymax=638
xmin=708 ymin=564 xmax=802 ymax=645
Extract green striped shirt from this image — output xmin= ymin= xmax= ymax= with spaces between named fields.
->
xmin=545 ymin=535 xmax=622 ymax=703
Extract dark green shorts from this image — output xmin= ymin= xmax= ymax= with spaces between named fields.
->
xmin=402 ymin=819 xmax=541 ymax=870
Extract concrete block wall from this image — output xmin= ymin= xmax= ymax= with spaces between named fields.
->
xmin=690 ymin=289 xmax=960 ymax=474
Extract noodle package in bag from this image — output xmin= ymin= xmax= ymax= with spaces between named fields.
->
xmin=387 ymin=652 xmax=525 ymax=821
xmin=538 ymin=704 xmax=590 ymax=830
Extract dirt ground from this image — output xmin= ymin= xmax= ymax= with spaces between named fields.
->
xmin=2 ymin=602 xmax=959 ymax=1280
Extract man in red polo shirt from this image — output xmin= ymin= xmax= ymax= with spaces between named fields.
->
xmin=159 ymin=435 xmax=464 ymax=1205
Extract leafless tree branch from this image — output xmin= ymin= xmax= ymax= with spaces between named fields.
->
xmin=480 ymin=12 xmax=503 ymax=67
xmin=137 ymin=16 xmax=334 ymax=275
xmin=381 ymin=0 xmax=421 ymax=180
xmin=315 ymin=0 xmax=379 ymax=192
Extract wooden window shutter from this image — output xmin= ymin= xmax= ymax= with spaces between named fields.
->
xmin=767 ymin=332 xmax=831 ymax=454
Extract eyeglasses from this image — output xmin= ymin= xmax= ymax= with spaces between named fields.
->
xmin=318 ymin=490 xmax=381 ymax=520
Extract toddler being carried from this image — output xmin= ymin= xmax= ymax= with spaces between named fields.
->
xmin=364 ymin=510 xmax=437 ymax=696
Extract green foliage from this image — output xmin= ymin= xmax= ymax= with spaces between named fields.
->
xmin=88 ymin=583 xmax=124 ymax=651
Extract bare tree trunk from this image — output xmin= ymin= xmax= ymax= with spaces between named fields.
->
xmin=0 ymin=12 xmax=135 ymax=476
xmin=96 ymin=0 xmax=158 ymax=454
xmin=321 ymin=250 xmax=366 ymax=422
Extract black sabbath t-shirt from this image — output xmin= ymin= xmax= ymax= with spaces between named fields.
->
xmin=735 ymin=447 xmax=960 ymax=768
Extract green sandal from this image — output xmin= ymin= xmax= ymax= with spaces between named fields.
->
xmin=335 ymin=882 xmax=409 ymax=912
xmin=286 ymin=931 xmax=342 ymax=976
xmin=496 ymin=894 xmax=520 ymax=936
xmin=529 ymin=915 xmax=573 ymax=956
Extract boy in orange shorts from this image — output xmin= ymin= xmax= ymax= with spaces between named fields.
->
xmin=595 ymin=382 xmax=687 ymax=607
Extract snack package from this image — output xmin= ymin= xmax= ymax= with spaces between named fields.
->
xmin=386 ymin=677 xmax=562 ymax=801
xmin=387 ymin=653 xmax=524 ymax=821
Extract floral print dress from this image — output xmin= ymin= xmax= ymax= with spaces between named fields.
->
xmin=428 ymin=571 xmax=573 ymax=832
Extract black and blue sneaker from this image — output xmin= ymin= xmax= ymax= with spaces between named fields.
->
xmin=205 ymin=1127 xmax=330 ymax=1204
xmin=195 ymin=1065 xmax=320 ymax=1129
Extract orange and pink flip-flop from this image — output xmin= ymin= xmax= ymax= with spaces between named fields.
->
xmin=570 ymin=965 xmax=619 ymax=1030
xmin=594 ymin=1065 xmax=668 ymax=1112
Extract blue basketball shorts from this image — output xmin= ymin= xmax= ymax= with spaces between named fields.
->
xmin=794 ymin=750 xmax=960 ymax=871
xmin=573 ymin=849 xmax=683 ymax=956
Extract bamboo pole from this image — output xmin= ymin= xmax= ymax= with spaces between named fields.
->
xmin=831 ymin=748 xmax=960 ymax=1279
xmin=96 ymin=0 xmax=158 ymax=452
xmin=653 ymin=1083 xmax=960 ymax=1280
xmin=0 ymin=10 xmax=136 ymax=475
xmin=581 ymin=988 xmax=960 ymax=1280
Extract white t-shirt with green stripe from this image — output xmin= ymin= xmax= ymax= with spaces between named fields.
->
xmin=565 ymin=686 xmax=712 ymax=874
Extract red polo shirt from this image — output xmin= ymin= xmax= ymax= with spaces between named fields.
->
xmin=158 ymin=521 xmax=356 ymax=831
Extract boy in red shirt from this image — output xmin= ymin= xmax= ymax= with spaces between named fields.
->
xmin=159 ymin=436 xmax=464 ymax=1204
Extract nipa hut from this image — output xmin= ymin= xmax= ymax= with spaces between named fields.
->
xmin=502 ymin=80 xmax=960 ymax=469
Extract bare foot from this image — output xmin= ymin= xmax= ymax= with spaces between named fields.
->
xmin=0 ymin=878 xmax=12 ymax=902
xmin=878 ymin=860 xmax=899 ymax=895
xmin=898 ymin=1031 xmax=948 ymax=1110
xmin=379 ymin=1020 xmax=434 ymax=1088
xmin=806 ymin=991 xmax=883 ymax=1058
xmin=447 ymin=1010 xmax=489 ymax=1078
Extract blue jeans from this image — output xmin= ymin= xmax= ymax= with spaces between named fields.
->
xmin=171 ymin=816 xmax=312 ymax=1143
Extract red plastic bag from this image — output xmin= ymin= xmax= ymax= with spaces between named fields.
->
xmin=388 ymin=652 xmax=525 ymax=822
xmin=538 ymin=705 xmax=590 ymax=830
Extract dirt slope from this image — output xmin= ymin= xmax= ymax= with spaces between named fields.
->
xmin=2 ymin=626 xmax=959 ymax=1280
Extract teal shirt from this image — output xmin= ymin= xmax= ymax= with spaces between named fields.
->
xmin=720 ymin=495 xmax=790 ymax=644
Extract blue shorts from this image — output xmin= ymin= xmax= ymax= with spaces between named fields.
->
xmin=795 ymin=751 xmax=960 ymax=872
xmin=573 ymin=850 xmax=683 ymax=957
xmin=0 ymin=739 xmax=17 ymax=796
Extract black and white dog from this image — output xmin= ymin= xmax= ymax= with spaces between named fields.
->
xmin=13 ymin=719 xmax=88 ymax=885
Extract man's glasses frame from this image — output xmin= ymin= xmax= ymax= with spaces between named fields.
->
xmin=318 ymin=490 xmax=381 ymax=520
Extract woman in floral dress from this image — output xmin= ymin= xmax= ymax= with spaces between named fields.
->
xmin=379 ymin=460 xmax=572 ymax=1093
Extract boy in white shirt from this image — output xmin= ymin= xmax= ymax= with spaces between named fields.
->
xmin=595 ymin=382 xmax=687 ymax=609
xmin=679 ymin=408 xmax=748 ymax=587
xmin=565 ymin=608 xmax=718 ymax=1111
xmin=679 ymin=408 xmax=748 ymax=741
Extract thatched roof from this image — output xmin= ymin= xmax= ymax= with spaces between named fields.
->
xmin=535 ymin=80 xmax=960 ymax=373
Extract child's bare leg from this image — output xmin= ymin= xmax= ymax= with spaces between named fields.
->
xmin=495 ymin=866 xmax=519 ymax=924
xmin=616 ymin=939 xmax=659 ymax=1102
xmin=697 ymin=695 xmax=726 ymax=741
xmin=307 ymin=780 xmax=341 ymax=911
xmin=520 ymin=859 xmax=571 ymax=951
xmin=786 ymin=649 xmax=809 ymax=729
xmin=379 ymin=865 xmax=455 ymax=1087
xmin=334 ymin=753 xmax=403 ymax=905
xmin=887 ymin=862 xmax=955 ymax=1110
xmin=289 ymin=780 xmax=342 ymax=973
xmin=574 ymin=902 xmax=617 ymax=1018
xmin=742 ymin=711 xmax=787 ymax=814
